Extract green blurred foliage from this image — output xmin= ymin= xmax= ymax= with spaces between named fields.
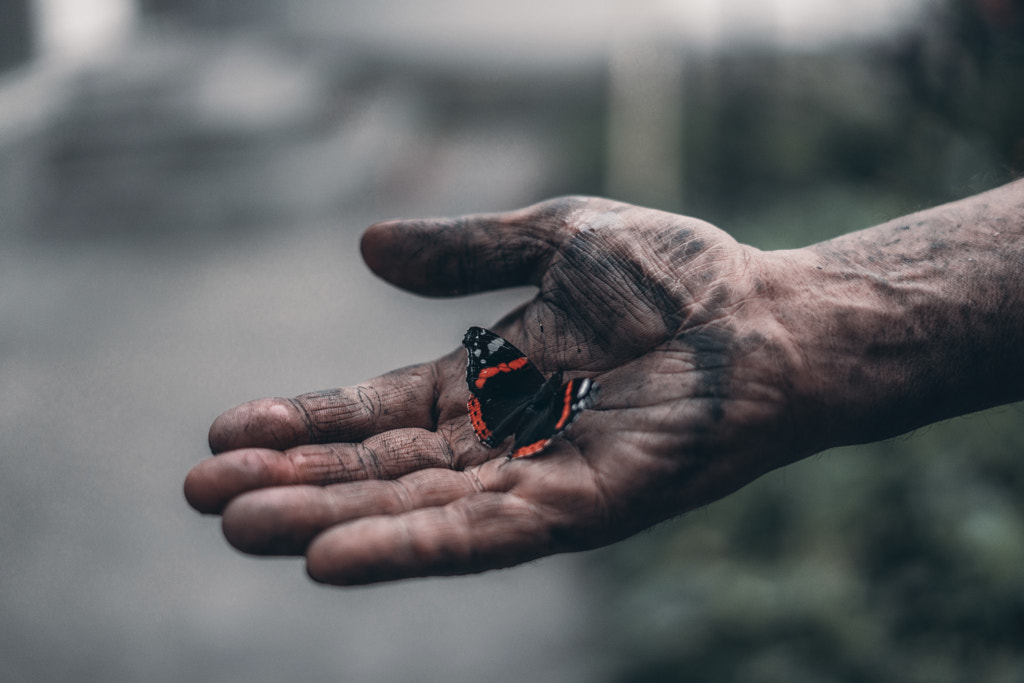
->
xmin=598 ymin=407 xmax=1024 ymax=682
xmin=655 ymin=0 xmax=1024 ymax=245
xmin=591 ymin=1 xmax=1024 ymax=681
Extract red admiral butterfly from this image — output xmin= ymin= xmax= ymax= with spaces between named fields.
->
xmin=462 ymin=326 xmax=597 ymax=459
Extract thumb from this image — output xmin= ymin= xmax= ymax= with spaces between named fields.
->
xmin=359 ymin=197 xmax=588 ymax=297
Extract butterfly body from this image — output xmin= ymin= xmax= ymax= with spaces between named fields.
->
xmin=462 ymin=326 xmax=597 ymax=459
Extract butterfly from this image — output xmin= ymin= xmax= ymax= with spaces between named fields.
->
xmin=462 ymin=326 xmax=597 ymax=459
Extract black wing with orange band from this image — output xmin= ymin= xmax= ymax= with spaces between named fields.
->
xmin=462 ymin=326 xmax=597 ymax=459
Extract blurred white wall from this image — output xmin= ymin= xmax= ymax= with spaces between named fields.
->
xmin=17 ymin=0 xmax=939 ymax=70
xmin=34 ymin=0 xmax=138 ymax=63
xmin=290 ymin=0 xmax=936 ymax=65
xmin=0 ymin=0 xmax=138 ymax=137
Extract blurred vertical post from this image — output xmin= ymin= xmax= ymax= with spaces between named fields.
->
xmin=0 ymin=0 xmax=34 ymax=72
xmin=605 ymin=1 xmax=687 ymax=210
xmin=0 ymin=0 xmax=35 ymax=239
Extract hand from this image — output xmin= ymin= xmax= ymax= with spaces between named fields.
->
xmin=184 ymin=196 xmax=814 ymax=584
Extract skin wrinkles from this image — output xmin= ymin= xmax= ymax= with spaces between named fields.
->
xmin=535 ymin=209 xmax=758 ymax=458
xmin=187 ymin=180 xmax=1024 ymax=584
xmin=286 ymin=396 xmax=318 ymax=444
xmin=674 ymin=326 xmax=732 ymax=424
xmin=357 ymin=385 xmax=382 ymax=419
xmin=291 ymin=388 xmax=379 ymax=441
xmin=460 ymin=208 xmax=569 ymax=292
xmin=403 ymin=218 xmax=476 ymax=296
xmin=353 ymin=440 xmax=385 ymax=480
xmin=785 ymin=185 xmax=1024 ymax=446
xmin=300 ymin=367 xmax=437 ymax=441
xmin=541 ymin=228 xmax=692 ymax=360
xmin=506 ymin=466 xmax=607 ymax=551
xmin=292 ymin=444 xmax=361 ymax=485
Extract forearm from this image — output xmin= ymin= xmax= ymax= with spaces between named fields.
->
xmin=772 ymin=179 xmax=1024 ymax=449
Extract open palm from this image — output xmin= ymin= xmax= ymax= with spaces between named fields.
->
xmin=185 ymin=196 xmax=805 ymax=584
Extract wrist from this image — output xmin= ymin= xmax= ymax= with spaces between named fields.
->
xmin=762 ymin=181 xmax=1024 ymax=450
xmin=757 ymin=248 xmax=909 ymax=450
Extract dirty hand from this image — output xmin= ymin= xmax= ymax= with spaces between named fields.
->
xmin=185 ymin=196 xmax=806 ymax=584
xmin=185 ymin=182 xmax=1024 ymax=584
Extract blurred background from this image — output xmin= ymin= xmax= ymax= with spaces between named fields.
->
xmin=1 ymin=0 xmax=1023 ymax=681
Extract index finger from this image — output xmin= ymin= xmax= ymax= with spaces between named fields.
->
xmin=208 ymin=361 xmax=444 ymax=454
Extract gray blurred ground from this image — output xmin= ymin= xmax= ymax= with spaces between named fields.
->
xmin=0 ymin=26 xmax=606 ymax=683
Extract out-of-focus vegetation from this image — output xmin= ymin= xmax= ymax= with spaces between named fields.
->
xmin=599 ymin=409 xmax=1024 ymax=683
xmin=656 ymin=1 xmax=1023 ymax=247
xmin=589 ymin=2 xmax=1024 ymax=681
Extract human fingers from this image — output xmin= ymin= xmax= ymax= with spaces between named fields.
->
xmin=219 ymin=466 xmax=494 ymax=555
xmin=360 ymin=196 xmax=618 ymax=296
xmin=183 ymin=427 xmax=457 ymax=514
xmin=304 ymin=491 xmax=556 ymax=585
xmin=207 ymin=362 xmax=443 ymax=454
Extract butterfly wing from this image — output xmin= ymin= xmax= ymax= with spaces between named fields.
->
xmin=507 ymin=377 xmax=597 ymax=459
xmin=462 ymin=326 xmax=546 ymax=447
